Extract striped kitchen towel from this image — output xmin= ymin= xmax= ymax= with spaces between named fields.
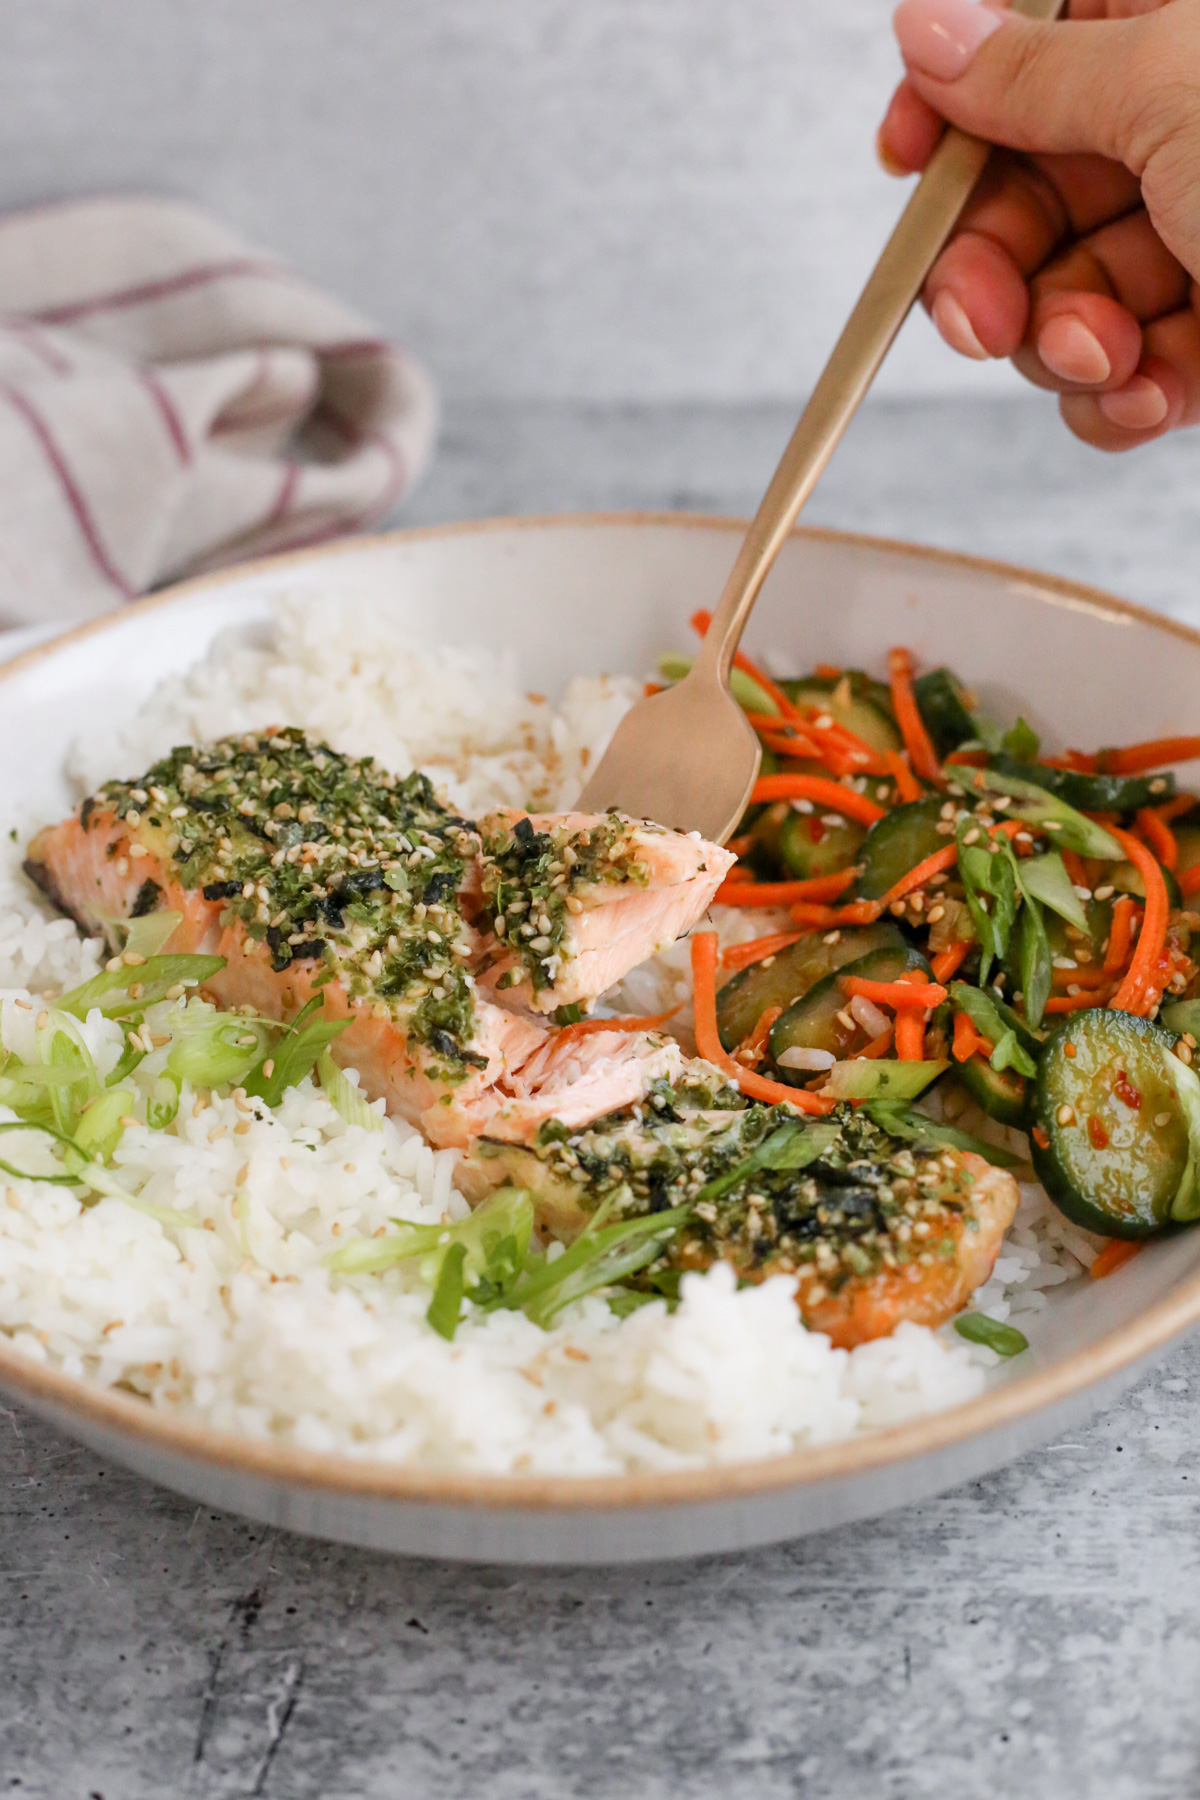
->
xmin=0 ymin=195 xmax=437 ymax=625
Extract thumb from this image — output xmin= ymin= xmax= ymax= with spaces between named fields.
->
xmin=892 ymin=0 xmax=1160 ymax=166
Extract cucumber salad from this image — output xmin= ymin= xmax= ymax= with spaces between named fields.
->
xmin=668 ymin=621 xmax=1200 ymax=1264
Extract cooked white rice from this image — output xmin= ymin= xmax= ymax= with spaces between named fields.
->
xmin=0 ymin=593 xmax=1102 ymax=1474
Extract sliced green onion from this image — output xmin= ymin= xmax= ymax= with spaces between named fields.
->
xmin=1017 ymin=851 xmax=1089 ymax=931
xmin=953 ymin=1312 xmax=1028 ymax=1357
xmin=950 ymin=982 xmax=1042 ymax=1061
xmin=1164 ymin=1048 xmax=1200 ymax=1223
xmin=825 ymin=1059 xmax=948 ymax=1103
xmin=658 ymin=652 xmax=779 ymax=717
xmin=863 ymin=1102 xmax=1023 ymax=1170
xmin=969 ymin=768 xmax=1122 ymax=859
xmin=59 ymin=953 xmax=225 ymax=1021
xmin=74 ymin=1087 xmax=135 ymax=1163
xmin=316 ymin=1049 xmax=382 ymax=1132
xmin=0 ymin=1118 xmax=88 ymax=1185
xmin=165 ymin=1004 xmax=273 ymax=1088
xmin=123 ymin=909 xmax=184 ymax=960
xmin=243 ymin=995 xmax=352 ymax=1106
xmin=146 ymin=1072 xmax=181 ymax=1131
xmin=426 ymin=1241 xmax=468 ymax=1340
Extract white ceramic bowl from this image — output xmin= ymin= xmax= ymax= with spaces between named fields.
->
xmin=2 ymin=513 xmax=1199 ymax=1564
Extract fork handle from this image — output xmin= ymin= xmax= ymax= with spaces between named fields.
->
xmin=698 ymin=0 xmax=1068 ymax=687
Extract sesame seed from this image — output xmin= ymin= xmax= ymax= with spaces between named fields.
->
xmin=1155 ymin=1111 xmax=1172 ymax=1128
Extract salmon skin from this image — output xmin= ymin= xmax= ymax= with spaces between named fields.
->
xmin=464 ymin=1098 xmax=1019 ymax=1349
xmin=24 ymin=728 xmax=729 ymax=1150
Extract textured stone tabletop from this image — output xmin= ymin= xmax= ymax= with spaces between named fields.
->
xmin=6 ymin=395 xmax=1200 ymax=1800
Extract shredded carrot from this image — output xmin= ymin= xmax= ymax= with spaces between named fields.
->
xmin=720 ymin=931 xmax=806 ymax=972
xmin=887 ymin=648 xmax=943 ymax=785
xmin=857 ymin=1026 xmax=894 ymax=1060
xmin=726 ymin=832 xmax=754 ymax=861
xmin=1090 ymin=1239 xmax=1143 ymax=1279
xmin=930 ymin=941 xmax=971 ymax=984
xmin=1104 ymin=895 xmax=1139 ymax=974
xmin=789 ymin=901 xmax=847 ymax=927
xmin=751 ymin=773 xmax=885 ymax=827
xmin=1060 ymin=848 xmax=1089 ymax=889
xmin=737 ymin=1005 xmax=783 ymax=1066
xmin=814 ymin=664 xmax=842 ymax=679
xmin=885 ymin=749 xmax=922 ymax=804
xmin=552 ymin=1007 xmax=682 ymax=1046
xmin=1181 ymin=863 xmax=1200 ymax=899
xmin=690 ymin=932 xmax=834 ymax=1113
xmin=1136 ymin=806 xmax=1178 ymax=871
xmin=716 ymin=868 xmax=858 ymax=908
xmin=952 ymin=1010 xmax=984 ymax=1062
xmin=1044 ymin=991 xmax=1114 ymax=1014
xmin=842 ymin=976 xmax=947 ymax=1010
xmin=877 ymin=844 xmax=960 ymax=911
xmin=1050 ymin=966 xmax=1112 ymax=989
xmin=1109 ymin=827 xmax=1169 ymax=1015
xmin=644 ymin=681 xmax=664 ymax=698
xmin=1098 ymin=736 xmax=1200 ymax=775
xmin=894 ymin=1010 xmax=926 ymax=1061
xmin=944 ymin=748 xmax=988 ymax=768
xmin=1155 ymin=794 xmax=1196 ymax=825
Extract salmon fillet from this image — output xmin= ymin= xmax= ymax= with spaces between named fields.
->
xmin=24 ymin=729 xmax=727 ymax=1152
xmin=465 ymin=1100 xmax=1019 ymax=1348
xmin=471 ymin=808 xmax=734 ymax=1015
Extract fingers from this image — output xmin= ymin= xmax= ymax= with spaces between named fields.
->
xmin=1059 ymin=349 xmax=1186 ymax=450
xmin=877 ymin=79 xmax=945 ymax=175
xmin=891 ymin=0 xmax=1162 ymax=166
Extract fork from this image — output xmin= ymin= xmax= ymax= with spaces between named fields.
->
xmin=578 ymin=0 xmax=1067 ymax=842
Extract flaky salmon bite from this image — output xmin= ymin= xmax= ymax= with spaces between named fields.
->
xmin=24 ymin=728 xmax=730 ymax=1151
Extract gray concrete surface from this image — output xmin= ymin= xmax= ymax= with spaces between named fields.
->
xmin=0 ymin=0 xmax=1023 ymax=404
xmin=6 ymin=393 xmax=1200 ymax=1798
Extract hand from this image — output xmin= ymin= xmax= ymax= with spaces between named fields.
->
xmin=879 ymin=0 xmax=1200 ymax=450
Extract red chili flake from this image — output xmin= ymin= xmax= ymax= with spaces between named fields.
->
xmin=1032 ymin=1125 xmax=1050 ymax=1149
xmin=1113 ymin=1071 xmax=1142 ymax=1111
xmin=809 ymin=817 xmax=826 ymax=845
xmin=1088 ymin=1115 xmax=1110 ymax=1150
xmin=1064 ymin=1042 xmax=1077 ymax=1059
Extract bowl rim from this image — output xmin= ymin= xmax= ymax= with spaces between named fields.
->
xmin=3 ymin=507 xmax=1199 ymax=1514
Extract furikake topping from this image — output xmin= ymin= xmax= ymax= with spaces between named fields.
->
xmin=523 ymin=1100 xmax=974 ymax=1293
xmin=478 ymin=811 xmax=652 ymax=993
xmin=90 ymin=730 xmax=485 ymax=1074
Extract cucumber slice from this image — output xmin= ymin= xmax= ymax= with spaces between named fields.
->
xmin=1033 ymin=1009 xmax=1190 ymax=1238
xmin=1174 ymin=824 xmax=1200 ymax=882
xmin=954 ymin=1055 xmax=1030 ymax=1128
xmin=779 ymin=809 xmax=865 ymax=880
xmin=769 ymin=941 xmax=930 ymax=1077
xmin=989 ymin=754 xmax=1175 ymax=815
xmin=913 ymin=667 xmax=977 ymax=758
xmin=855 ymin=797 xmax=948 ymax=901
xmin=783 ymin=677 xmax=901 ymax=757
xmin=716 ymin=922 xmax=904 ymax=1051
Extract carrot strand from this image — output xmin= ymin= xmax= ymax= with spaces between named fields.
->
xmin=737 ymin=1004 xmax=783 ymax=1065
xmin=885 ymin=749 xmax=923 ymax=804
xmin=1099 ymin=736 xmax=1200 ymax=775
xmin=720 ymin=931 xmax=805 ymax=972
xmin=952 ymin=1010 xmax=983 ymax=1062
xmin=1136 ymin=806 xmax=1178 ymax=871
xmin=716 ymin=869 xmax=858 ymax=908
xmin=690 ymin=932 xmax=834 ymax=1113
xmin=857 ymin=1026 xmax=894 ymax=1060
xmin=1090 ymin=1239 xmax=1143 ymax=1279
xmin=751 ymin=774 xmax=885 ymax=827
xmin=552 ymin=1007 xmax=682 ymax=1046
xmin=1104 ymin=895 xmax=1138 ymax=974
xmin=887 ymin=647 xmax=943 ymax=785
xmin=930 ymin=941 xmax=971 ymax=983
xmin=1109 ymin=827 xmax=1169 ymax=1016
xmin=841 ymin=976 xmax=947 ymax=1010
xmin=894 ymin=1011 xmax=926 ymax=1061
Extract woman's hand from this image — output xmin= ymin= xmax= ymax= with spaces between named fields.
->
xmin=879 ymin=0 xmax=1200 ymax=449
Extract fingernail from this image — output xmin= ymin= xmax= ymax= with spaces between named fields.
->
xmin=893 ymin=0 xmax=1005 ymax=80
xmin=1037 ymin=315 xmax=1112 ymax=386
xmin=875 ymin=128 xmax=911 ymax=178
xmin=1098 ymin=377 xmax=1169 ymax=431
xmin=932 ymin=290 xmax=990 ymax=360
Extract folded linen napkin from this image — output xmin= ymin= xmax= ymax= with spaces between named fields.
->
xmin=0 ymin=195 xmax=436 ymax=626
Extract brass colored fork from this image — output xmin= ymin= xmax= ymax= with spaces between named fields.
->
xmin=579 ymin=0 xmax=1067 ymax=840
